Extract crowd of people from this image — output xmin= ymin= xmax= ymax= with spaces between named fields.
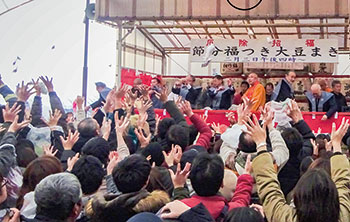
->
xmin=0 ymin=72 xmax=349 ymax=222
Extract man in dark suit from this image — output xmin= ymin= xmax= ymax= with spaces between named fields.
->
xmin=331 ymin=80 xmax=347 ymax=112
xmin=271 ymin=71 xmax=296 ymax=102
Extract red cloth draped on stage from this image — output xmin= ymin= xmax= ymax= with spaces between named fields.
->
xmin=121 ymin=68 xmax=162 ymax=86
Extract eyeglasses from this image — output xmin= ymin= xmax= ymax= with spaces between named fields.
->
xmin=1 ymin=178 xmax=8 ymax=188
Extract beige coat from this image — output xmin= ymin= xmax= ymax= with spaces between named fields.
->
xmin=252 ymin=153 xmax=350 ymax=222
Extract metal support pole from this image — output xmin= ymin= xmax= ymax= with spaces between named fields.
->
xmin=82 ymin=0 xmax=90 ymax=107
xmin=116 ymin=22 xmax=123 ymax=88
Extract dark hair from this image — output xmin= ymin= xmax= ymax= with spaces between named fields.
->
xmin=300 ymin=156 xmax=314 ymax=176
xmin=241 ymin=81 xmax=249 ymax=88
xmin=71 ymin=155 xmax=105 ymax=195
xmin=141 ymin=142 xmax=164 ymax=166
xmin=67 ymin=122 xmax=76 ymax=134
xmin=188 ymin=74 xmax=196 ymax=82
xmin=17 ymin=156 xmax=63 ymax=209
xmin=281 ymin=128 xmax=303 ymax=157
xmin=332 ymin=80 xmax=341 ymax=88
xmin=309 ymin=158 xmax=331 ymax=176
xmin=81 ymin=137 xmax=110 ymax=166
xmin=146 ymin=167 xmax=174 ymax=196
xmin=16 ymin=139 xmax=34 ymax=151
xmin=15 ymin=139 xmax=37 ymax=168
xmin=189 ymin=153 xmax=224 ymax=196
xmin=112 ymin=154 xmax=151 ymax=193
xmin=293 ymin=169 xmax=339 ymax=222
xmin=265 ymin=82 xmax=274 ymax=89
xmin=214 ymin=75 xmax=223 ymax=81
xmin=238 ymin=132 xmax=257 ymax=153
xmin=78 ymin=118 xmax=98 ymax=137
xmin=224 ymin=207 xmax=264 ymax=222
xmin=16 ymin=147 xmax=38 ymax=168
xmin=157 ymin=118 xmax=176 ymax=140
xmin=166 ymin=125 xmax=189 ymax=152
xmin=152 ymin=78 xmax=161 ymax=84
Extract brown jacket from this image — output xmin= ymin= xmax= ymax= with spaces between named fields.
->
xmin=252 ymin=153 xmax=350 ymax=222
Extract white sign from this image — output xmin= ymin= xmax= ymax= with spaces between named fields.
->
xmin=191 ymin=39 xmax=338 ymax=63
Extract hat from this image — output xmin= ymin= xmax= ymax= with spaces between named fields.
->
xmin=127 ymin=212 xmax=162 ymax=222
xmin=95 ymin=82 xmax=106 ymax=88
xmin=82 ymin=137 xmax=110 ymax=166
xmin=180 ymin=146 xmax=206 ymax=169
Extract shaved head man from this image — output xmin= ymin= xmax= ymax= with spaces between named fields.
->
xmin=306 ymin=83 xmax=337 ymax=121
xmin=318 ymin=79 xmax=332 ymax=93
xmin=247 ymin=73 xmax=258 ymax=86
xmin=243 ymin=72 xmax=266 ymax=111
xmin=311 ymin=84 xmax=322 ymax=98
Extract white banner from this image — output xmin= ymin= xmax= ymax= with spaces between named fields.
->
xmin=191 ymin=39 xmax=338 ymax=63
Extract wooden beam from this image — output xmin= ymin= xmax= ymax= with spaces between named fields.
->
xmin=149 ymin=31 xmax=346 ymax=35
xmin=153 ymin=21 xmax=178 ymax=48
xmin=122 ymin=22 xmax=348 ymax=29
xmin=295 ymin=19 xmax=302 ymax=39
xmin=270 ymin=19 xmax=279 ymax=39
xmin=176 ymin=21 xmax=191 ymax=41
xmin=223 ymin=20 xmax=235 ymax=39
xmin=199 ymin=20 xmax=212 ymax=39
xmin=320 ymin=19 xmax=325 ymax=39
xmin=215 ymin=20 xmax=226 ymax=39
xmin=344 ymin=18 xmax=349 ymax=50
xmin=161 ymin=20 xmax=185 ymax=49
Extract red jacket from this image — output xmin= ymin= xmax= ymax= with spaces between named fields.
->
xmin=181 ymin=174 xmax=253 ymax=219
xmin=188 ymin=114 xmax=212 ymax=150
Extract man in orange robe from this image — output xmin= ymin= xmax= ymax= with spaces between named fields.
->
xmin=243 ymin=72 xmax=266 ymax=111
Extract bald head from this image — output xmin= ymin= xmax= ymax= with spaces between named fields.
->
xmin=311 ymin=84 xmax=322 ymax=98
xmin=133 ymin=78 xmax=142 ymax=87
xmin=247 ymin=73 xmax=258 ymax=85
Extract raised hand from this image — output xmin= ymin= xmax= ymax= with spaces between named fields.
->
xmin=41 ymin=109 xmax=62 ymax=128
xmin=75 ymin=96 xmax=85 ymax=110
xmin=138 ymin=99 xmax=153 ymax=116
xmin=107 ymin=151 xmax=121 ymax=175
xmin=60 ymin=130 xmax=80 ymax=150
xmin=39 ymin=76 xmax=54 ymax=92
xmin=179 ymin=101 xmax=193 ymax=117
xmin=134 ymin=128 xmax=151 ymax=148
xmin=115 ymin=112 xmax=130 ymax=135
xmin=169 ymin=162 xmax=191 ymax=188
xmin=330 ymin=117 xmax=349 ymax=152
xmin=101 ymin=117 xmax=112 ymax=140
xmin=2 ymin=103 xmax=21 ymax=123
xmin=243 ymin=114 xmax=267 ymax=149
xmin=155 ymin=87 xmax=168 ymax=103
xmin=16 ymin=81 xmax=35 ymax=102
xmin=103 ymin=89 xmax=116 ymax=113
xmin=43 ymin=145 xmax=58 ymax=157
xmin=137 ymin=112 xmax=148 ymax=128
xmin=286 ymin=100 xmax=303 ymax=123
xmin=67 ymin=153 xmax=80 ymax=172
xmin=31 ymin=78 xmax=41 ymax=96
xmin=244 ymin=154 xmax=252 ymax=175
xmin=310 ymin=139 xmax=319 ymax=156
xmin=211 ymin=122 xmax=223 ymax=134
xmin=8 ymin=115 xmax=30 ymax=133
xmin=162 ymin=144 xmax=182 ymax=167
